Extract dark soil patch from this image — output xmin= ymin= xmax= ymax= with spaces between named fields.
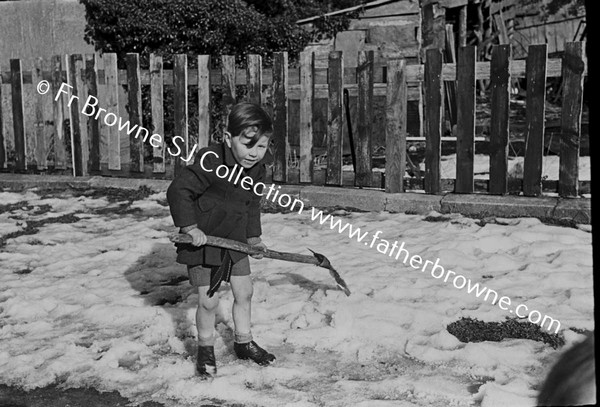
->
xmin=447 ymin=317 xmax=564 ymax=349
xmin=0 ymin=384 xmax=167 ymax=407
xmin=0 ymin=214 xmax=81 ymax=248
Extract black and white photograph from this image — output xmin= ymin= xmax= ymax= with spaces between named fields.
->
xmin=0 ymin=0 xmax=594 ymax=406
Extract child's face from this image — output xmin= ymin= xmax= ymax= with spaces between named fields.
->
xmin=224 ymin=129 xmax=270 ymax=169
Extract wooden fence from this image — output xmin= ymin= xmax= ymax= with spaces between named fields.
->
xmin=0 ymin=42 xmax=588 ymax=197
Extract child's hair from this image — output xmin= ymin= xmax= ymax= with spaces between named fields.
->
xmin=537 ymin=332 xmax=596 ymax=406
xmin=227 ymin=103 xmax=273 ymax=148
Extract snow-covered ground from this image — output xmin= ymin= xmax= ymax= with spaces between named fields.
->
xmin=0 ymin=187 xmax=594 ymax=406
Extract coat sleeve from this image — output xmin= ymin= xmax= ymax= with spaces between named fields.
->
xmin=246 ymin=166 xmax=265 ymax=238
xmin=166 ymin=163 xmax=213 ymax=228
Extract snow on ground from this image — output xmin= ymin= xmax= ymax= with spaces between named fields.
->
xmin=0 ymin=188 xmax=594 ymax=406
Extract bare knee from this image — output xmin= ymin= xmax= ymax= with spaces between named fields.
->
xmin=198 ymin=289 xmax=219 ymax=312
xmin=234 ymin=285 xmax=253 ymax=305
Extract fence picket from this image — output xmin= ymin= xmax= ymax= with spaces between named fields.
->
xmin=424 ymin=49 xmax=443 ymax=194
xmin=523 ymin=44 xmax=547 ymax=197
xmin=150 ymin=54 xmax=165 ymax=173
xmin=385 ymin=58 xmax=407 ymax=193
xmin=51 ymin=55 xmax=67 ymax=170
xmin=66 ymin=54 xmax=86 ymax=176
xmin=488 ymin=45 xmax=511 ymax=195
xmin=246 ymin=55 xmax=262 ymax=105
xmin=272 ymin=52 xmax=289 ymax=183
xmin=326 ymin=51 xmax=343 ymax=186
xmin=300 ymin=51 xmax=314 ymax=183
xmin=455 ymin=46 xmax=476 ymax=193
xmin=85 ymin=54 xmax=101 ymax=172
xmin=559 ymin=42 xmax=586 ymax=197
xmin=126 ymin=53 xmax=144 ymax=173
xmin=32 ymin=57 xmax=48 ymax=170
xmin=221 ymin=55 xmax=236 ymax=132
xmin=103 ymin=53 xmax=120 ymax=170
xmin=197 ymin=55 xmax=211 ymax=149
xmin=173 ymin=54 xmax=189 ymax=176
xmin=0 ymin=69 xmax=4 ymax=169
xmin=356 ymin=50 xmax=374 ymax=187
xmin=10 ymin=59 xmax=26 ymax=171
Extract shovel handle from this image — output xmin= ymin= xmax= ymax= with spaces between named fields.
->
xmin=170 ymin=234 xmax=320 ymax=266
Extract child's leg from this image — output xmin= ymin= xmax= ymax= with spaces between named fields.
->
xmin=229 ymin=258 xmax=275 ymax=365
xmin=197 ymin=287 xmax=219 ymax=344
xmin=229 ymin=275 xmax=253 ymax=338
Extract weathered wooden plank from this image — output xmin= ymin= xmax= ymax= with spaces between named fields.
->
xmin=299 ymin=51 xmax=314 ymax=183
xmin=424 ymin=49 xmax=443 ymax=194
xmin=74 ymin=54 xmax=90 ymax=175
xmin=326 ymin=51 xmax=343 ymax=186
xmin=51 ymin=55 xmax=67 ymax=169
xmin=0 ymin=58 xmax=577 ymax=88
xmin=356 ymin=50 xmax=374 ymax=187
xmin=104 ymin=53 xmax=120 ymax=170
xmin=85 ymin=54 xmax=100 ymax=172
xmin=455 ymin=46 xmax=476 ymax=193
xmin=0 ymin=69 xmax=4 ymax=169
xmin=458 ymin=5 xmax=467 ymax=47
xmin=10 ymin=59 xmax=27 ymax=171
xmin=173 ymin=54 xmax=189 ymax=176
xmin=488 ymin=45 xmax=511 ymax=195
xmin=221 ymin=55 xmax=236 ymax=132
xmin=385 ymin=59 xmax=407 ymax=193
xmin=559 ymin=42 xmax=586 ymax=197
xmin=444 ymin=24 xmax=457 ymax=128
xmin=32 ymin=57 xmax=48 ymax=170
xmin=246 ymin=55 xmax=262 ymax=105
xmin=126 ymin=53 xmax=144 ymax=173
xmin=150 ymin=54 xmax=165 ymax=173
xmin=197 ymin=55 xmax=210 ymax=149
xmin=65 ymin=55 xmax=85 ymax=176
xmin=522 ymin=45 xmax=547 ymax=197
xmin=272 ymin=52 xmax=289 ymax=183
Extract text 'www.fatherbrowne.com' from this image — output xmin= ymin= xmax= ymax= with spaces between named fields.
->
xmin=309 ymin=208 xmax=562 ymax=334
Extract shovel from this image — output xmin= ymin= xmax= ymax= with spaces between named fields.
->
xmin=170 ymin=234 xmax=351 ymax=296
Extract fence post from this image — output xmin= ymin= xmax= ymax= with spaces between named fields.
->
xmin=559 ymin=41 xmax=586 ymax=198
xmin=246 ymin=55 xmax=262 ymax=106
xmin=197 ymin=55 xmax=211 ymax=150
xmin=150 ymin=54 xmax=165 ymax=173
xmin=10 ymin=59 xmax=26 ymax=172
xmin=126 ymin=53 xmax=144 ymax=173
xmin=104 ymin=53 xmax=120 ymax=171
xmin=327 ymin=51 xmax=343 ymax=186
xmin=66 ymin=54 xmax=86 ymax=176
xmin=272 ymin=52 xmax=289 ymax=183
xmin=32 ymin=57 xmax=48 ymax=170
xmin=455 ymin=46 xmax=476 ymax=193
xmin=424 ymin=48 xmax=443 ymax=194
xmin=221 ymin=55 xmax=236 ymax=133
xmin=523 ymin=44 xmax=547 ymax=197
xmin=85 ymin=54 xmax=101 ymax=173
xmin=385 ymin=58 xmax=407 ymax=193
xmin=356 ymin=50 xmax=374 ymax=187
xmin=300 ymin=51 xmax=314 ymax=184
xmin=173 ymin=54 xmax=189 ymax=176
xmin=488 ymin=45 xmax=511 ymax=195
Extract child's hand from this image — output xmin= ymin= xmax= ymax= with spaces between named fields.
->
xmin=186 ymin=228 xmax=207 ymax=246
xmin=250 ymin=241 xmax=267 ymax=259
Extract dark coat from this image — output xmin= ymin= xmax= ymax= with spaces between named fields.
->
xmin=166 ymin=143 xmax=271 ymax=267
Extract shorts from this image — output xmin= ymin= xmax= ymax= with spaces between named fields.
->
xmin=187 ymin=256 xmax=251 ymax=287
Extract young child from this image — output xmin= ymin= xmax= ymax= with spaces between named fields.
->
xmin=167 ymin=102 xmax=276 ymax=378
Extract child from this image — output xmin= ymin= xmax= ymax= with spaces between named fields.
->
xmin=167 ymin=102 xmax=276 ymax=378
